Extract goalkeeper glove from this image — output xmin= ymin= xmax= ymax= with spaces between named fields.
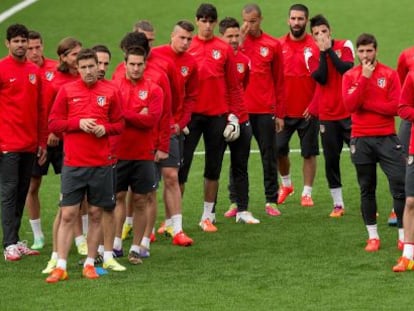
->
xmin=223 ymin=113 xmax=240 ymax=142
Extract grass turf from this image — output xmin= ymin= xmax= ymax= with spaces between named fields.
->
xmin=0 ymin=0 xmax=414 ymax=310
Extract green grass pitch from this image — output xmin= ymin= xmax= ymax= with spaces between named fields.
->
xmin=0 ymin=0 xmax=413 ymax=310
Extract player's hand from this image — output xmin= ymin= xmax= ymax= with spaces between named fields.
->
xmin=362 ymin=59 xmax=376 ymax=78
xmin=223 ymin=113 xmax=240 ymax=142
xmin=154 ymin=150 xmax=169 ymax=162
xmin=47 ymin=133 xmax=60 ymax=147
xmin=240 ymin=22 xmax=250 ymax=43
xmin=182 ymin=126 xmax=190 ymax=135
xmin=92 ymin=124 xmax=106 ymax=138
xmin=275 ymin=117 xmax=284 ymax=133
xmin=37 ymin=146 xmax=47 ymax=166
xmin=79 ymin=118 xmax=97 ymax=133
xmin=139 ymin=107 xmax=148 ymax=115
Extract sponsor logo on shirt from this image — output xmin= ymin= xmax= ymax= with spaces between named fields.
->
xmin=28 ymin=74 xmax=36 ymax=84
xmin=377 ymin=77 xmax=386 ymax=88
xmin=260 ymin=47 xmax=269 ymax=57
xmin=139 ymin=90 xmax=148 ymax=100
xmin=181 ymin=66 xmax=189 ymax=77
xmin=73 ymin=98 xmax=81 ymax=103
xmin=237 ymin=63 xmax=245 ymax=73
xmin=347 ymin=84 xmax=358 ymax=94
xmin=45 ymin=71 xmax=54 ymax=81
xmin=97 ymin=96 xmax=106 ymax=107
xmin=9 ymin=78 xmax=16 ymax=83
xmin=212 ymin=49 xmax=221 ymax=60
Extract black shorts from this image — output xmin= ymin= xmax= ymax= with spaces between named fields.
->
xmin=276 ymin=117 xmax=319 ymax=157
xmin=60 ymin=165 xmax=115 ymax=211
xmin=158 ymin=135 xmax=182 ymax=168
xmin=406 ymin=155 xmax=414 ymax=196
xmin=32 ymin=142 xmax=64 ymax=177
xmin=116 ymin=160 xmax=157 ymax=194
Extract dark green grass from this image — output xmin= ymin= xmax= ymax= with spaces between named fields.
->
xmin=1 ymin=0 xmax=414 ymax=310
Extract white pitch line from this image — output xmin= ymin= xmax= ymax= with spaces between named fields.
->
xmin=0 ymin=0 xmax=38 ymax=24
xmin=194 ymin=147 xmax=350 ymax=155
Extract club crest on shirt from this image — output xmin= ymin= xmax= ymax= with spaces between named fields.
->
xmin=320 ymin=124 xmax=325 ymax=133
xmin=97 ymin=96 xmax=106 ymax=107
xmin=28 ymin=74 xmax=36 ymax=84
xmin=181 ymin=66 xmax=189 ymax=77
xmin=409 ymin=156 xmax=414 ymax=165
xmin=260 ymin=47 xmax=269 ymax=57
xmin=377 ymin=77 xmax=386 ymax=88
xmin=45 ymin=71 xmax=54 ymax=81
xmin=237 ymin=63 xmax=245 ymax=73
xmin=139 ymin=90 xmax=148 ymax=100
xmin=212 ymin=49 xmax=221 ymax=60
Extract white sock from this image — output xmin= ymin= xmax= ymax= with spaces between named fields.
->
xmin=51 ymin=252 xmax=58 ymax=260
xmin=398 ymin=229 xmax=404 ymax=242
xmin=366 ymin=224 xmax=379 ymax=240
xmin=202 ymin=202 xmax=214 ymax=221
xmin=330 ymin=187 xmax=344 ymax=206
xmin=302 ymin=186 xmax=312 ymax=197
xmin=125 ymin=217 xmax=133 ymax=225
xmin=140 ymin=237 xmax=151 ymax=250
xmin=171 ymin=214 xmax=183 ymax=235
xmin=113 ymin=237 xmax=123 ymax=250
xmin=281 ymin=175 xmax=292 ymax=187
xmin=103 ymin=251 xmax=113 ymax=262
xmin=84 ymin=257 xmax=95 ymax=267
xmin=75 ymin=235 xmax=86 ymax=247
xmin=403 ymin=243 xmax=414 ymax=259
xmin=130 ymin=244 xmax=140 ymax=253
xmin=97 ymin=245 xmax=104 ymax=256
xmin=29 ymin=218 xmax=43 ymax=239
xmin=82 ymin=214 xmax=88 ymax=235
xmin=165 ymin=218 xmax=172 ymax=228
xmin=57 ymin=259 xmax=67 ymax=270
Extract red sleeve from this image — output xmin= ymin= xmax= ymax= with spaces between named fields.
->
xmin=342 ymin=71 xmax=368 ymax=113
xmin=37 ymin=74 xmax=48 ymax=148
xmin=178 ymin=63 xmax=198 ymax=129
xmin=399 ymin=73 xmax=414 ymax=121
xmin=397 ymin=52 xmax=408 ymax=84
xmin=48 ymin=87 xmax=81 ymax=133
xmin=155 ymin=76 xmax=171 ymax=153
xmin=124 ymin=86 xmax=163 ymax=129
xmin=225 ymin=47 xmax=244 ymax=118
xmin=273 ymin=41 xmax=286 ymax=118
xmin=103 ymin=89 xmax=124 ymax=135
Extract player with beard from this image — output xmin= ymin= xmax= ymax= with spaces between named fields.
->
xmin=343 ymin=33 xmax=405 ymax=253
xmin=277 ymin=4 xmax=319 ymax=207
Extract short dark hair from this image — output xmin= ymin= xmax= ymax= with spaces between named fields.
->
xmin=133 ymin=20 xmax=154 ymax=32
xmin=28 ymin=30 xmax=42 ymax=42
xmin=289 ymin=3 xmax=309 ymax=18
xmin=120 ymin=31 xmax=150 ymax=55
xmin=6 ymin=23 xmax=29 ymax=41
xmin=176 ymin=20 xmax=195 ymax=32
xmin=242 ymin=3 xmax=261 ymax=16
xmin=356 ymin=33 xmax=377 ymax=49
xmin=218 ymin=17 xmax=240 ymax=35
xmin=124 ymin=45 xmax=147 ymax=62
xmin=196 ymin=3 xmax=218 ymax=21
xmin=76 ymin=48 xmax=98 ymax=64
xmin=92 ymin=44 xmax=111 ymax=59
xmin=309 ymin=14 xmax=330 ymax=30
